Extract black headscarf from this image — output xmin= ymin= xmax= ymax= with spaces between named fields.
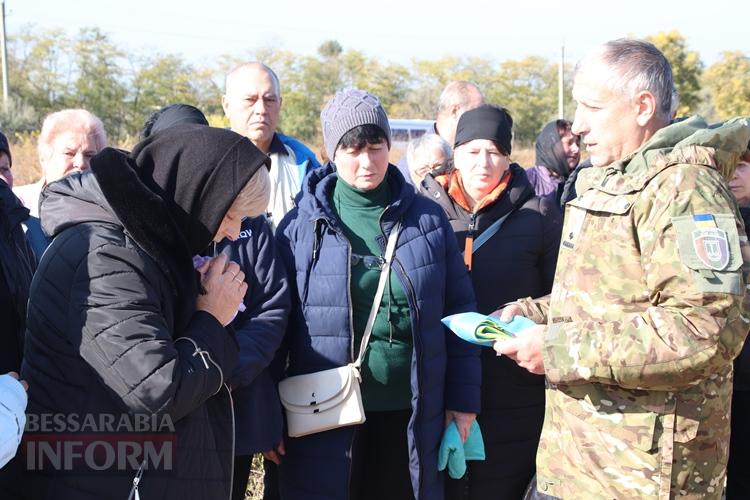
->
xmin=141 ymin=104 xmax=210 ymax=140
xmin=91 ymin=124 xmax=270 ymax=331
xmin=535 ymin=120 xmax=571 ymax=178
xmin=130 ymin=124 xmax=269 ymax=254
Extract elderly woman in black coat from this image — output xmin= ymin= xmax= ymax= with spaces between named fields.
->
xmin=3 ymin=125 xmax=271 ymax=500
xmin=421 ymin=105 xmax=562 ymax=499
xmin=140 ymin=104 xmax=291 ymax=500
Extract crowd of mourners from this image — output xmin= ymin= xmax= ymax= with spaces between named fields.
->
xmin=0 ymin=37 xmax=749 ymax=500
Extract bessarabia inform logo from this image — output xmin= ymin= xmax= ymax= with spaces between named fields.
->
xmin=22 ymin=413 xmax=176 ymax=472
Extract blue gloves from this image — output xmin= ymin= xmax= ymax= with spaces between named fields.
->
xmin=438 ymin=420 xmax=485 ymax=479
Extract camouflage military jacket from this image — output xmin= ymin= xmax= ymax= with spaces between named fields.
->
xmin=517 ymin=116 xmax=750 ymax=499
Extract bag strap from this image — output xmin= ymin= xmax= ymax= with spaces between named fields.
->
xmin=472 ymin=211 xmax=512 ymax=254
xmin=352 ymin=221 xmax=401 ymax=368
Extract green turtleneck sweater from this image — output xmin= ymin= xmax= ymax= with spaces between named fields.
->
xmin=331 ymin=175 xmax=413 ymax=411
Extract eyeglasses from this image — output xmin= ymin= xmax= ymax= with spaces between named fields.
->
xmin=351 ymin=253 xmax=385 ymax=270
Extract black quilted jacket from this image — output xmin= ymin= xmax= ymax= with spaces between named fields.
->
xmin=421 ymin=164 xmax=562 ymax=499
xmin=3 ymin=170 xmax=238 ymax=500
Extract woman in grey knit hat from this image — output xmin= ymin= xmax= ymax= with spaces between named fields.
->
xmin=269 ymin=88 xmax=481 ymax=500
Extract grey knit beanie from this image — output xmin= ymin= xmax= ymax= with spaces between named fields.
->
xmin=320 ymin=88 xmax=391 ymax=159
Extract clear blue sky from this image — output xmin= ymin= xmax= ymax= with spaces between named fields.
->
xmin=7 ymin=0 xmax=749 ymax=67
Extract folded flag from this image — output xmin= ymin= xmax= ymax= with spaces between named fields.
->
xmin=441 ymin=312 xmax=536 ymax=347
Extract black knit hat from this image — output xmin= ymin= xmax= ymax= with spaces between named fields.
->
xmin=0 ymin=131 xmax=12 ymax=166
xmin=454 ymin=105 xmax=513 ymax=155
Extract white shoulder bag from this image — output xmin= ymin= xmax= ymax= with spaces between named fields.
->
xmin=278 ymin=222 xmax=401 ymax=438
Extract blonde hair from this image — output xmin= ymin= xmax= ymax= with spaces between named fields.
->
xmin=38 ymin=109 xmax=107 ymax=162
xmin=229 ymin=166 xmax=271 ymax=218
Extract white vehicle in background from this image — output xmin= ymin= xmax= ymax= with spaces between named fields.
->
xmin=389 ymin=119 xmax=434 ymax=146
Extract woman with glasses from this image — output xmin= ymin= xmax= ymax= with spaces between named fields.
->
xmin=406 ymin=133 xmax=454 ymax=187
xmin=270 ymin=89 xmax=480 ymax=500
xmin=420 ymin=105 xmax=562 ymax=499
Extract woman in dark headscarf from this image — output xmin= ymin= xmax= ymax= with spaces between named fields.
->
xmin=140 ymin=103 xmax=291 ymax=500
xmin=525 ymin=119 xmax=580 ymax=203
xmin=4 ymin=125 xmax=270 ymax=500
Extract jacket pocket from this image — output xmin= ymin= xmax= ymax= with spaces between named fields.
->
xmin=562 ymin=387 xmax=659 ymax=452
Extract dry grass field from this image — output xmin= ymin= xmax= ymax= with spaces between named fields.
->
xmin=10 ymin=137 xmax=537 ymax=189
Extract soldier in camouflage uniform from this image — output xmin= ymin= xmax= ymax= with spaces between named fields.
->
xmin=495 ymin=39 xmax=750 ymax=499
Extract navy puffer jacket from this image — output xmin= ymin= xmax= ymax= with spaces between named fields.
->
xmin=274 ymin=163 xmax=480 ymax=500
xmin=215 ymin=215 xmax=290 ymax=454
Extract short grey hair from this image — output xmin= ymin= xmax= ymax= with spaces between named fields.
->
xmin=436 ymin=81 xmax=484 ymax=116
xmin=38 ymin=109 xmax=107 ymax=161
xmin=579 ymin=39 xmax=675 ymax=122
xmin=229 ymin=166 xmax=271 ymax=219
xmin=406 ymin=133 xmax=453 ymax=169
xmin=225 ymin=62 xmax=281 ymax=97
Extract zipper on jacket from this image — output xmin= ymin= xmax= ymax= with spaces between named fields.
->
xmin=127 ymin=460 xmax=146 ymax=500
xmin=377 ymin=210 xmax=394 ymax=346
xmin=390 ymin=255 xmax=424 ymax=496
xmin=379 ymin=212 xmax=425 ymax=497
xmin=464 ymin=213 xmax=476 ymax=271
xmin=346 ymin=238 xmax=355 ymax=362
xmin=312 ymin=218 xmax=323 ymax=264
xmin=392 ymin=259 xmax=420 ymax=324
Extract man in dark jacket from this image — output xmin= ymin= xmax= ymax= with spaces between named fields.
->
xmin=222 ymin=62 xmax=321 ymax=231
xmin=3 ymin=125 xmax=270 ymax=500
xmin=0 ymin=132 xmax=36 ymax=374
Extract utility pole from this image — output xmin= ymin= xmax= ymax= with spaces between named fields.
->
xmin=558 ymin=42 xmax=565 ymax=119
xmin=0 ymin=1 xmax=8 ymax=109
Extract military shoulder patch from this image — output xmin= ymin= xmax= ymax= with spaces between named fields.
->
xmin=691 ymin=214 xmax=730 ymax=270
xmin=672 ymin=213 xmax=743 ymax=294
